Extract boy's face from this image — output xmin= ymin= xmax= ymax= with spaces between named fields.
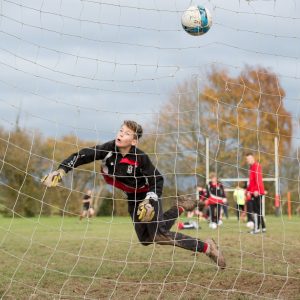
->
xmin=211 ymin=176 xmax=217 ymax=183
xmin=246 ymin=155 xmax=255 ymax=165
xmin=115 ymin=125 xmax=137 ymax=149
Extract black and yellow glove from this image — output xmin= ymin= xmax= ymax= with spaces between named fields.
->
xmin=41 ymin=169 xmax=66 ymax=187
xmin=137 ymin=199 xmax=155 ymax=222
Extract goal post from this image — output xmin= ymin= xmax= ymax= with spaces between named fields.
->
xmin=205 ymin=137 xmax=279 ymax=217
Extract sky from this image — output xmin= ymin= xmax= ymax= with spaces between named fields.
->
xmin=0 ymin=0 xmax=300 ymax=143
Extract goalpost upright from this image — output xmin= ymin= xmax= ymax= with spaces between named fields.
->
xmin=205 ymin=137 xmax=280 ymax=216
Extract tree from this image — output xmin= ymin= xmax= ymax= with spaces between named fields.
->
xmin=0 ymin=127 xmax=45 ymax=217
xmin=200 ymin=66 xmax=292 ymax=176
xmin=153 ymin=66 xmax=293 ymax=210
xmin=0 ymin=128 xmax=110 ymax=217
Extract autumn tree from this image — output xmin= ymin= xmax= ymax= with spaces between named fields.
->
xmin=200 ymin=66 xmax=292 ymax=176
xmin=0 ymin=127 xmax=110 ymax=217
xmin=0 ymin=126 xmax=45 ymax=217
xmin=153 ymin=66 xmax=293 ymax=211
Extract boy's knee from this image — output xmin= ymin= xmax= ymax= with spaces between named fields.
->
xmin=139 ymin=240 xmax=153 ymax=246
xmin=153 ymin=233 xmax=174 ymax=245
xmin=136 ymin=233 xmax=154 ymax=246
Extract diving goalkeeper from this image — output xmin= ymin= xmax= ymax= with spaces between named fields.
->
xmin=42 ymin=120 xmax=225 ymax=268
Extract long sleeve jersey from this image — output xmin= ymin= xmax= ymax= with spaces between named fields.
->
xmin=247 ymin=162 xmax=265 ymax=195
xmin=206 ymin=181 xmax=226 ymax=205
xmin=58 ymin=140 xmax=164 ymax=197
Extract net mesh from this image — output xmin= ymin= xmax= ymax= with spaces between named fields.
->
xmin=0 ymin=0 xmax=300 ymax=299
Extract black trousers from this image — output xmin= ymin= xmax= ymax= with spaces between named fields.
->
xmin=127 ymin=192 xmax=206 ymax=253
xmin=246 ymin=200 xmax=254 ymax=223
xmin=253 ymin=195 xmax=266 ymax=230
xmin=209 ymin=204 xmax=221 ymax=224
xmin=236 ymin=204 xmax=245 ymax=220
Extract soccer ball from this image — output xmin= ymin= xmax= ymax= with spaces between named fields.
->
xmin=209 ymin=222 xmax=217 ymax=230
xmin=181 ymin=5 xmax=212 ymax=36
xmin=246 ymin=221 xmax=254 ymax=229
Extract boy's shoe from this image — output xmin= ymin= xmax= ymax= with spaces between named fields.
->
xmin=262 ymin=228 xmax=266 ymax=233
xmin=218 ymin=220 xmax=223 ymax=226
xmin=250 ymin=229 xmax=261 ymax=234
xmin=205 ymin=238 xmax=226 ymax=269
xmin=177 ymin=196 xmax=197 ymax=211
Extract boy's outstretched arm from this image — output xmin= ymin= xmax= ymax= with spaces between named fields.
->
xmin=41 ymin=141 xmax=114 ymax=187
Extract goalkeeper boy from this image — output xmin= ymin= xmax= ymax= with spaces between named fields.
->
xmin=42 ymin=120 xmax=225 ymax=268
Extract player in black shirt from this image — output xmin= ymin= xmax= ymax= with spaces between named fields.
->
xmin=42 ymin=120 xmax=225 ymax=268
xmin=79 ymin=189 xmax=94 ymax=220
xmin=206 ymin=174 xmax=227 ymax=228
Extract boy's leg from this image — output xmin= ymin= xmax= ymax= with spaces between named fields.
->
xmin=260 ymin=196 xmax=266 ymax=229
xmin=260 ymin=203 xmax=266 ymax=229
xmin=163 ymin=196 xmax=197 ymax=231
xmin=255 ymin=196 xmax=260 ymax=230
xmin=210 ymin=205 xmax=216 ymax=223
xmin=240 ymin=205 xmax=245 ymax=221
xmin=126 ymin=194 xmax=192 ymax=246
xmin=236 ymin=204 xmax=240 ymax=220
xmin=216 ymin=204 xmax=221 ymax=224
xmin=80 ymin=210 xmax=87 ymax=220
xmin=153 ymin=200 xmax=225 ymax=267
xmin=257 ymin=195 xmax=266 ymax=230
xmin=246 ymin=200 xmax=254 ymax=223
xmin=129 ymin=195 xmax=226 ymax=268
xmin=145 ymin=199 xmax=206 ymax=252
xmin=163 ymin=206 xmax=180 ymax=231
xmin=252 ymin=196 xmax=260 ymax=231
xmin=223 ymin=204 xmax=228 ymax=219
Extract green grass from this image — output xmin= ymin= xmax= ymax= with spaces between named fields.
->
xmin=0 ymin=215 xmax=300 ymax=299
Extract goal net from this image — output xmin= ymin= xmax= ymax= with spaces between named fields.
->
xmin=0 ymin=0 xmax=300 ymax=298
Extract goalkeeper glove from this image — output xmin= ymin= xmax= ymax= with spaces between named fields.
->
xmin=137 ymin=193 xmax=158 ymax=222
xmin=41 ymin=169 xmax=66 ymax=187
xmin=137 ymin=199 xmax=155 ymax=222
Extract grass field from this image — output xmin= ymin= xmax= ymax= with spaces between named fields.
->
xmin=0 ymin=215 xmax=300 ymax=299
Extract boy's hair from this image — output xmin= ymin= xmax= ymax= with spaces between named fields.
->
xmin=209 ymin=172 xmax=217 ymax=179
xmin=123 ymin=120 xmax=143 ymax=139
xmin=246 ymin=152 xmax=253 ymax=157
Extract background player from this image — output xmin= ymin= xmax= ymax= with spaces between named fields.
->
xmin=79 ymin=189 xmax=94 ymax=220
xmin=246 ymin=153 xmax=266 ymax=234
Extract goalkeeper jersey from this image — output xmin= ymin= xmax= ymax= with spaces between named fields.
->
xmin=58 ymin=140 xmax=163 ymax=197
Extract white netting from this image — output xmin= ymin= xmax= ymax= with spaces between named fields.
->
xmin=0 ymin=0 xmax=300 ymax=299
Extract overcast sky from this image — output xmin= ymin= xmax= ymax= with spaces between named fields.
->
xmin=0 ymin=0 xmax=300 ymax=143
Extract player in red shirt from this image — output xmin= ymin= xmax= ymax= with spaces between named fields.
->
xmin=246 ymin=153 xmax=266 ymax=234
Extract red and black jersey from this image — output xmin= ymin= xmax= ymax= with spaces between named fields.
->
xmin=247 ymin=162 xmax=265 ymax=195
xmin=58 ymin=140 xmax=164 ymax=197
xmin=206 ymin=181 xmax=226 ymax=205
xmin=198 ymin=190 xmax=207 ymax=202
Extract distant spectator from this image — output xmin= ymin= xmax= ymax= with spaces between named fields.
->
xmin=206 ymin=173 xmax=227 ymax=229
xmin=233 ymin=183 xmax=246 ymax=221
xmin=80 ymin=190 xmax=94 ymax=220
